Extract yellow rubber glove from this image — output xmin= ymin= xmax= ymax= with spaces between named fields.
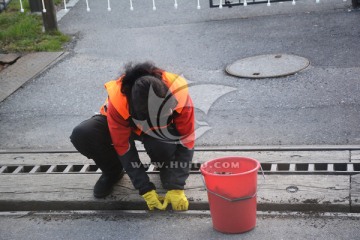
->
xmin=142 ymin=190 xmax=165 ymax=211
xmin=163 ymin=190 xmax=189 ymax=211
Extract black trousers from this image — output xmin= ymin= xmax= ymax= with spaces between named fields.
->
xmin=70 ymin=115 xmax=193 ymax=194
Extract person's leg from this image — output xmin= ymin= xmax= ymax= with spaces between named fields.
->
xmin=70 ymin=115 xmax=124 ymax=198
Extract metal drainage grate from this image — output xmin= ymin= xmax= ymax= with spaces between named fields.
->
xmin=0 ymin=163 xmax=360 ymax=175
xmin=258 ymin=163 xmax=359 ymax=175
xmin=0 ymin=164 xmax=101 ymax=174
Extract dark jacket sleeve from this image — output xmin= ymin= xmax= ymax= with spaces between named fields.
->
xmin=172 ymin=96 xmax=195 ymax=149
xmin=117 ymin=142 xmax=156 ymax=195
xmin=107 ymin=99 xmax=155 ymax=195
xmin=157 ymin=96 xmax=195 ymax=190
xmin=164 ymin=144 xmax=194 ymax=190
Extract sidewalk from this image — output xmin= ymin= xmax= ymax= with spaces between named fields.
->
xmin=0 ymin=148 xmax=359 ymax=212
xmin=0 ymin=52 xmax=66 ymax=103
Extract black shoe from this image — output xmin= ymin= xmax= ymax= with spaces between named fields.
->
xmin=93 ymin=170 xmax=125 ymax=198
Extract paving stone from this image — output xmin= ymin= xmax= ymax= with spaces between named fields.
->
xmin=0 ymin=150 xmax=350 ymax=165
xmin=193 ymin=150 xmax=350 ymax=164
xmin=0 ymin=151 xmax=353 ymax=212
xmin=0 ymin=52 xmax=64 ymax=102
xmin=0 ymin=53 xmax=21 ymax=64
xmin=351 ymin=174 xmax=360 ymax=212
xmin=351 ymin=151 xmax=360 ymax=162
xmin=0 ymin=173 xmax=350 ymax=212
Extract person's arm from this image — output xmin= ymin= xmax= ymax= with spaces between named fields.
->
xmin=162 ymin=142 xmax=194 ymax=211
xmin=162 ymin=96 xmax=195 ymax=211
xmin=107 ymin=99 xmax=155 ymax=195
xmin=106 ymin=98 xmax=131 ymax=155
xmin=172 ymin=96 xmax=195 ymax=150
xmin=169 ymin=95 xmax=195 ymax=189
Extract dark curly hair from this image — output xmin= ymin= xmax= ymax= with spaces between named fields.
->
xmin=120 ymin=62 xmax=177 ymax=122
xmin=121 ymin=62 xmax=163 ymax=97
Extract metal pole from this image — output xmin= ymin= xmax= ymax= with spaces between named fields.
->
xmin=41 ymin=0 xmax=58 ymax=32
xmin=352 ymin=0 xmax=359 ymax=8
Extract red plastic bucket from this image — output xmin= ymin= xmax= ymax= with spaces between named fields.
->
xmin=200 ymin=156 xmax=261 ymax=234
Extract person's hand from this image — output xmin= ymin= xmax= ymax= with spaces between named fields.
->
xmin=142 ymin=190 xmax=165 ymax=210
xmin=163 ymin=190 xmax=189 ymax=211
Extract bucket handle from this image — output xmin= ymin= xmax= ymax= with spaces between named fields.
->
xmin=200 ymin=165 xmax=265 ymax=203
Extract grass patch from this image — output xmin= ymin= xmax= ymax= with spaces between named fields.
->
xmin=0 ymin=0 xmax=70 ymax=53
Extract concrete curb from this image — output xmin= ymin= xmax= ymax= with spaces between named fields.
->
xmin=1 ymin=210 xmax=360 ymax=218
xmin=1 ymin=144 xmax=360 ymax=153
xmin=0 ymin=52 xmax=67 ymax=103
xmin=57 ymin=0 xmax=80 ymax=21
xmin=0 ymin=150 xmax=359 ymax=213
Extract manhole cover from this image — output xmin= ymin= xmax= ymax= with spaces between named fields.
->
xmin=226 ymin=54 xmax=310 ymax=79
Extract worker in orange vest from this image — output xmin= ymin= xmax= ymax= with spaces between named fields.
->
xmin=70 ymin=62 xmax=195 ymax=211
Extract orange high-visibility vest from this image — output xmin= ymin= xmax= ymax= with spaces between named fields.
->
xmin=100 ymin=71 xmax=189 ymax=129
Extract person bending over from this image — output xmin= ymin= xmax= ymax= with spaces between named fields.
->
xmin=70 ymin=62 xmax=195 ymax=211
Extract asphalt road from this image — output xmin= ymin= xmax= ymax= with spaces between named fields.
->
xmin=1 ymin=211 xmax=360 ymax=240
xmin=0 ymin=0 xmax=359 ymax=150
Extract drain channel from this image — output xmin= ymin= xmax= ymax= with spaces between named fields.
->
xmin=1 ymin=163 xmax=360 ymax=175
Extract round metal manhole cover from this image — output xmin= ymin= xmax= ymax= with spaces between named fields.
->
xmin=226 ymin=54 xmax=310 ymax=79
